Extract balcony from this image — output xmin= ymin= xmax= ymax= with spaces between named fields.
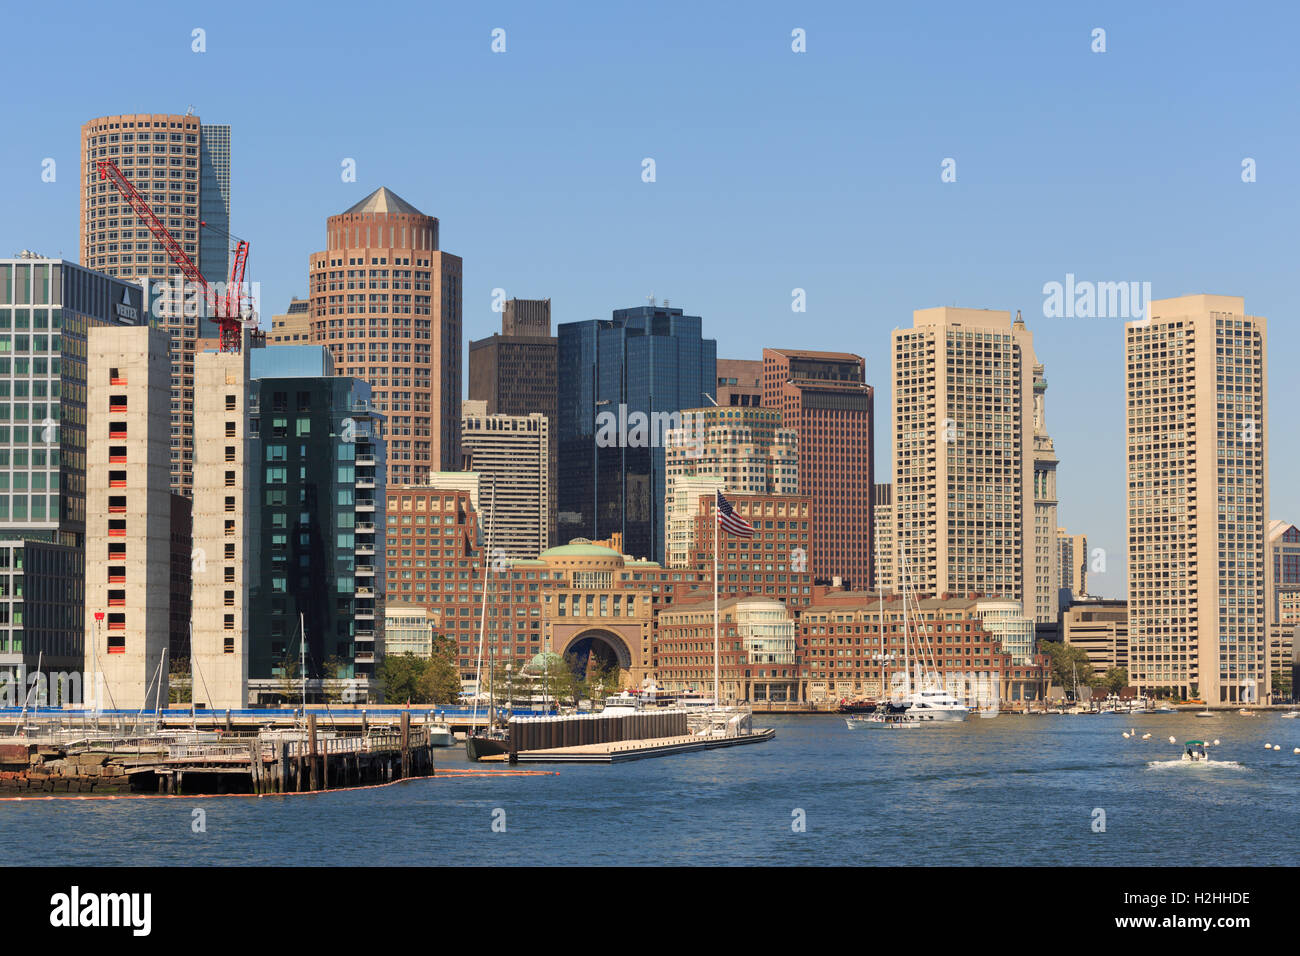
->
xmin=355 ymin=629 xmax=375 ymax=642
xmin=356 ymin=544 xmax=374 ymax=556
xmin=356 ymin=585 xmax=374 ymax=597
xmin=355 ymin=477 xmax=375 ymax=490
xmin=356 ymin=455 xmax=376 ymax=467
xmin=356 ymin=522 xmax=375 ymax=533
xmin=355 ymin=651 xmax=375 ymax=664
xmin=356 ymin=499 xmax=375 ymax=512
xmin=356 ymin=565 xmax=374 ymax=577
xmin=355 ymin=608 xmax=375 ymax=621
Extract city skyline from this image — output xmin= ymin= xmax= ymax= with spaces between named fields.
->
xmin=2 ymin=2 xmax=1298 ymax=601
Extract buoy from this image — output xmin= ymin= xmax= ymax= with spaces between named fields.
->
xmin=1213 ymin=739 xmax=1220 ymax=746
xmin=1265 ymin=743 xmax=1272 ymax=749
xmin=1293 ymin=748 xmax=1298 ymax=755
xmin=1122 ymin=732 xmax=1130 ymax=739
xmin=1142 ymin=733 xmax=1151 ymax=739
xmin=1275 ymin=745 xmax=1283 ymax=751
xmin=1168 ymin=736 xmax=1176 ymax=744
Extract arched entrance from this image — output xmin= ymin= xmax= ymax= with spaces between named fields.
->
xmin=563 ymin=629 xmax=633 ymax=682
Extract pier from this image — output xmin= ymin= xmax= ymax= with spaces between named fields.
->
xmin=495 ymin=707 xmax=776 ymax=764
xmin=0 ymin=713 xmax=433 ymax=796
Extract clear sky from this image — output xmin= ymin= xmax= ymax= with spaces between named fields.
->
xmin=2 ymin=0 xmax=1296 ymax=598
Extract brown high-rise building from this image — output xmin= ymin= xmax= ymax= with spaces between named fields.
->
xmin=468 ymin=298 xmax=557 ymax=543
xmin=716 ymin=358 xmax=763 ymax=407
xmin=80 ymin=112 xmax=232 ymax=497
xmin=309 ymin=187 xmax=463 ymax=483
xmin=762 ymin=348 xmax=875 ymax=590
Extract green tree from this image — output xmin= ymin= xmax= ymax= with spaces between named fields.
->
xmin=425 ymin=637 xmax=462 ymax=704
xmin=1037 ymin=639 xmax=1096 ymax=695
xmin=1102 ymin=666 xmax=1129 ymax=695
xmin=378 ymin=653 xmax=430 ymax=704
xmin=1272 ymin=670 xmax=1293 ymax=700
xmin=168 ymin=658 xmax=192 ymax=704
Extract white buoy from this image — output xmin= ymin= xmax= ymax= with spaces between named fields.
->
xmin=1275 ymin=745 xmax=1283 ymax=751
xmin=1122 ymin=732 xmax=1130 ymax=739
xmin=1213 ymin=739 xmax=1220 ymax=746
xmin=1265 ymin=743 xmax=1272 ymax=749
xmin=1142 ymin=733 xmax=1151 ymax=740
xmin=1168 ymin=736 xmax=1176 ymax=744
xmin=1293 ymin=748 xmax=1298 ymax=755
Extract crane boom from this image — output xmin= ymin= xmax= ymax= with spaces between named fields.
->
xmin=96 ymin=159 xmax=250 ymax=352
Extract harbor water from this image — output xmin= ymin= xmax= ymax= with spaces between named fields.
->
xmin=4 ymin=713 xmax=1296 ymax=866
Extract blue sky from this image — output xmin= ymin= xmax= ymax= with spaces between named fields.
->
xmin=2 ymin=0 xmax=1296 ymax=598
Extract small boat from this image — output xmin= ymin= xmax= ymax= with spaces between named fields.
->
xmin=427 ymin=721 xmax=457 ymax=747
xmin=465 ymin=730 xmax=510 ymax=762
xmin=1195 ymin=710 xmax=1216 ymax=718
xmin=838 ymin=698 xmax=878 ymax=715
xmin=1181 ymin=740 xmax=1210 ymax=763
xmin=1281 ymin=710 xmax=1300 ymax=719
xmin=1237 ymin=708 xmax=1255 ymax=717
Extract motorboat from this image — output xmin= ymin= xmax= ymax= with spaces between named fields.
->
xmin=902 ymin=687 xmax=969 ymax=721
xmin=1237 ymin=708 xmax=1255 ymax=717
xmin=838 ymin=698 xmax=878 ymax=715
xmin=1181 ymin=740 xmax=1210 ymax=763
xmin=1194 ymin=710 xmax=1216 ymax=718
xmin=1281 ymin=710 xmax=1300 ymax=719
xmin=427 ymin=721 xmax=457 ymax=747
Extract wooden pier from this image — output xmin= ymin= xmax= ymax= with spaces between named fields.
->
xmin=0 ymin=713 xmax=434 ymax=797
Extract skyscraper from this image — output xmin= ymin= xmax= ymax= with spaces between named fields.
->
xmin=663 ymin=405 xmax=798 ymax=568
xmin=84 ymin=324 xmax=171 ymax=709
xmin=891 ymin=308 xmax=1036 ymax=610
xmin=460 ymin=399 xmax=549 ymax=559
xmin=468 ymin=298 xmax=557 ymax=543
xmin=873 ymin=483 xmax=895 ymax=592
xmin=762 ymin=348 xmax=875 ymax=589
xmin=80 ymin=112 xmax=232 ymax=497
xmin=557 ymin=304 xmax=716 ymax=562
xmin=1125 ymin=294 xmax=1268 ymax=704
xmin=0 ymin=256 xmax=151 ymax=685
xmin=1057 ymin=527 xmax=1088 ymax=601
xmin=308 ymin=186 xmax=463 ymax=484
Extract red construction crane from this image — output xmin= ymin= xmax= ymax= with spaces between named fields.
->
xmin=96 ymin=159 xmax=253 ymax=352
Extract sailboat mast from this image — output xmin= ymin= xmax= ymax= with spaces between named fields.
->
xmin=300 ymin=611 xmax=307 ymax=714
xmin=471 ymin=475 xmax=497 ymax=727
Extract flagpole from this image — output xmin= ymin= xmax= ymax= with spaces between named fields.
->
xmin=713 ymin=492 xmax=720 ymax=709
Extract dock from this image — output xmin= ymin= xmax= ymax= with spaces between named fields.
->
xmin=502 ymin=728 xmax=777 ymax=763
xmin=498 ymin=706 xmax=776 ymax=764
xmin=0 ymin=713 xmax=434 ymax=796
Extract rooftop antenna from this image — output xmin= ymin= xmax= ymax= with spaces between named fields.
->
xmin=184 ymin=104 xmax=195 ymax=116
xmin=646 ymin=292 xmax=655 ymax=306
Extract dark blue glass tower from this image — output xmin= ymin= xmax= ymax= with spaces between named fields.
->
xmin=557 ymin=305 xmax=716 ymax=563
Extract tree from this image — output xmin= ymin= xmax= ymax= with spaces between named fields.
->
xmin=1272 ymin=670 xmax=1293 ymax=700
xmin=426 ymin=637 xmax=462 ymax=704
xmin=1102 ymin=667 xmax=1129 ymax=695
xmin=168 ymin=658 xmax=192 ymax=704
xmin=378 ymin=653 xmax=429 ymax=704
xmin=582 ymin=657 xmax=622 ymax=702
xmin=1037 ymin=639 xmax=1096 ymax=695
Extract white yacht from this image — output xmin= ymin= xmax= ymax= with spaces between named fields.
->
xmin=427 ymin=721 xmax=457 ymax=747
xmin=901 ymin=687 xmax=969 ymax=721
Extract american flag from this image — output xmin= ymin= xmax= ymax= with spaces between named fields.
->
xmin=716 ymin=491 xmax=754 ymax=538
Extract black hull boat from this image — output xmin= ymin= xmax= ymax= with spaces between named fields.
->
xmin=465 ymin=733 xmax=510 ymax=762
xmin=838 ymin=699 xmax=877 ymax=714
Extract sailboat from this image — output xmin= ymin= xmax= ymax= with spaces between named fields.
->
xmin=466 ymin=477 xmax=511 ymax=762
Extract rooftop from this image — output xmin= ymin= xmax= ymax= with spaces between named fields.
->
xmin=342 ymin=186 xmax=425 ymax=216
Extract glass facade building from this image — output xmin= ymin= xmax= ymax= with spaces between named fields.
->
xmin=0 ymin=258 xmax=150 ymax=681
xmin=247 ymin=347 xmax=385 ymax=698
xmin=557 ymin=305 xmax=716 ymax=564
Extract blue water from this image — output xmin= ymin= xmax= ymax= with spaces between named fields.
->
xmin=4 ymin=714 xmax=1296 ymax=866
